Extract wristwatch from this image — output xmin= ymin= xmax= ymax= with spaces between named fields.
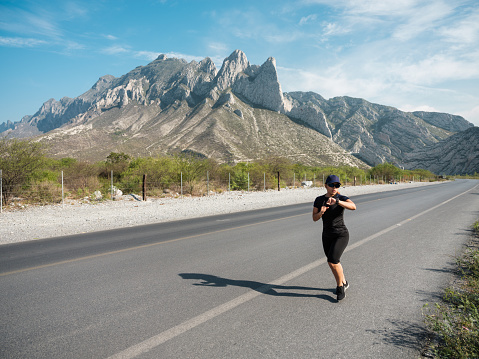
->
xmin=336 ymin=197 xmax=340 ymax=206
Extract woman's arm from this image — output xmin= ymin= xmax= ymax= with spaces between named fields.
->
xmin=312 ymin=205 xmax=328 ymax=221
xmin=335 ymin=198 xmax=356 ymax=210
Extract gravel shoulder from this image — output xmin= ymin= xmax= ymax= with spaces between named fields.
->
xmin=0 ymin=182 xmax=440 ymax=245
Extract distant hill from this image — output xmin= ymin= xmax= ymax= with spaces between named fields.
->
xmin=403 ymin=126 xmax=479 ymax=175
xmin=1 ymin=50 xmax=476 ymax=174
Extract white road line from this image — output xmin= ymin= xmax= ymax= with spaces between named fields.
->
xmin=107 ymin=259 xmax=326 ymax=359
xmin=108 ymin=184 xmax=477 ymax=359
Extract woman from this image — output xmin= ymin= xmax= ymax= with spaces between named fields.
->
xmin=313 ymin=175 xmax=356 ymax=301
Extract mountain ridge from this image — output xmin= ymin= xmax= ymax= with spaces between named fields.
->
xmin=1 ymin=50 xmax=476 ymax=174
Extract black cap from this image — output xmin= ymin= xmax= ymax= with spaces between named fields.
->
xmin=325 ymin=175 xmax=341 ymax=185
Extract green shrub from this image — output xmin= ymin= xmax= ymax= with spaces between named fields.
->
xmin=24 ymin=181 xmax=62 ymax=204
xmin=424 ymin=220 xmax=479 ymax=358
xmin=0 ymin=137 xmax=47 ymax=204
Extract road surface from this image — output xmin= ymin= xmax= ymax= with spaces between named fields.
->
xmin=1 ymin=179 xmax=478 ymax=358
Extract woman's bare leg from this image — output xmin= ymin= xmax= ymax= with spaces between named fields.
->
xmin=328 ymin=262 xmax=346 ymax=287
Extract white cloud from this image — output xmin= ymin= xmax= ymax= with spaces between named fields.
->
xmin=438 ymin=8 xmax=479 ymax=45
xmin=322 ymin=22 xmax=351 ymax=36
xmin=304 ymin=0 xmax=444 ymax=17
xmin=392 ymin=2 xmax=453 ymax=41
xmin=102 ymin=45 xmax=130 ymax=55
xmin=64 ymin=40 xmax=85 ymax=51
xmin=164 ymin=52 xmax=205 ymax=63
xmin=0 ymin=36 xmax=47 ymax=47
xmin=23 ymin=11 xmax=62 ymax=39
xmin=133 ymin=50 xmax=206 ymax=64
xmin=299 ymin=14 xmax=317 ymax=25
xmin=350 ymin=0 xmax=429 ymax=17
xmin=103 ymin=34 xmax=118 ymax=41
xmin=218 ymin=8 xmax=306 ymax=44
xmin=0 ymin=6 xmax=60 ymax=38
xmin=303 ymin=0 xmax=462 ymax=43
xmin=277 ymin=65 xmax=389 ymax=100
xmin=134 ymin=51 xmax=160 ymax=61
xmin=0 ymin=4 xmax=88 ymax=53
xmin=208 ymin=42 xmax=228 ymax=52
xmin=458 ymin=105 xmax=479 ymax=126
xmin=399 ymin=104 xmax=439 ymax=113
xmin=63 ymin=1 xmax=89 ymax=19
xmin=397 ymin=54 xmax=479 ymax=85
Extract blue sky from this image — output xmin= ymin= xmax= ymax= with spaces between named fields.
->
xmin=1 ymin=0 xmax=478 ymax=126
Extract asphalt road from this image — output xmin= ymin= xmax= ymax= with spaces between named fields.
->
xmin=1 ymin=180 xmax=478 ymax=358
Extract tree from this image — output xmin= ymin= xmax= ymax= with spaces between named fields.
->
xmin=0 ymin=137 xmax=46 ymax=204
xmin=104 ymin=152 xmax=131 ymax=181
xmin=106 ymin=152 xmax=131 ymax=164
xmin=174 ymin=153 xmax=208 ymax=194
xmin=369 ymin=163 xmax=402 ymax=182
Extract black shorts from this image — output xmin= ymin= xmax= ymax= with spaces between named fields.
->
xmin=322 ymin=230 xmax=349 ymax=264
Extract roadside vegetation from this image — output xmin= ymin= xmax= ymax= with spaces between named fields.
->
xmin=0 ymin=136 xmax=459 ymax=207
xmin=423 ymin=220 xmax=479 ymax=358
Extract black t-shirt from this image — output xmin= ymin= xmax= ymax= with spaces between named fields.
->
xmin=313 ymin=194 xmax=350 ymax=233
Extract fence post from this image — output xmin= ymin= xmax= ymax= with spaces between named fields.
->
xmin=248 ymin=173 xmax=250 ymax=192
xmin=293 ymin=173 xmax=295 ymax=188
xmin=143 ymin=174 xmax=146 ymax=201
xmin=228 ymin=173 xmax=231 ymax=192
xmin=207 ymin=171 xmax=209 ymax=196
xmin=264 ymin=173 xmax=266 ymax=192
xmin=111 ymin=170 xmax=113 ymax=199
xmin=62 ymin=170 xmax=64 ymax=208
xmin=181 ymin=172 xmax=183 ymax=196
xmin=142 ymin=174 xmax=147 ymax=201
xmin=0 ymin=169 xmax=2 ymax=214
xmin=277 ymin=172 xmax=280 ymax=191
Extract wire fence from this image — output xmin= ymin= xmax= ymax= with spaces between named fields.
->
xmin=0 ymin=168 xmax=436 ymax=213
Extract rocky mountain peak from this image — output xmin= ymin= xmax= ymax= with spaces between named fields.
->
xmin=232 ymin=54 xmax=285 ymax=112
xmin=92 ymin=75 xmax=116 ymax=91
xmin=37 ymin=98 xmax=63 ymax=116
xmin=214 ymin=49 xmax=250 ymax=91
xmin=198 ymin=57 xmax=217 ymax=76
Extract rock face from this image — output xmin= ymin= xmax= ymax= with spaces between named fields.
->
xmin=232 ymin=56 xmax=286 ymax=112
xmin=403 ymin=127 xmax=479 ymax=175
xmin=283 ymin=93 xmax=474 ymax=167
xmin=1 ymin=50 xmax=476 ymax=173
xmin=412 ymin=111 xmax=471 ymax=132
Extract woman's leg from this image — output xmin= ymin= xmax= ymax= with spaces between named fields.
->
xmin=327 ymin=231 xmax=349 ymax=287
xmin=328 ymin=261 xmax=345 ymax=287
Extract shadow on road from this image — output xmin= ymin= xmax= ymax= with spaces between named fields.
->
xmin=366 ymin=319 xmax=428 ymax=354
xmin=179 ymin=273 xmax=337 ymax=302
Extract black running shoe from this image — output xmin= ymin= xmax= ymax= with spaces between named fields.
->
xmin=336 ymin=285 xmax=345 ymax=301
xmin=335 ymin=281 xmax=349 ymax=294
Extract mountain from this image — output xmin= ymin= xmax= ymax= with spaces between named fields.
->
xmin=1 ymin=50 xmax=476 ymax=173
xmin=283 ymin=92 xmax=473 ymax=166
xmin=403 ymin=126 xmax=479 ymax=175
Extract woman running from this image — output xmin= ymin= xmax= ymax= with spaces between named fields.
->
xmin=313 ymin=175 xmax=356 ymax=301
